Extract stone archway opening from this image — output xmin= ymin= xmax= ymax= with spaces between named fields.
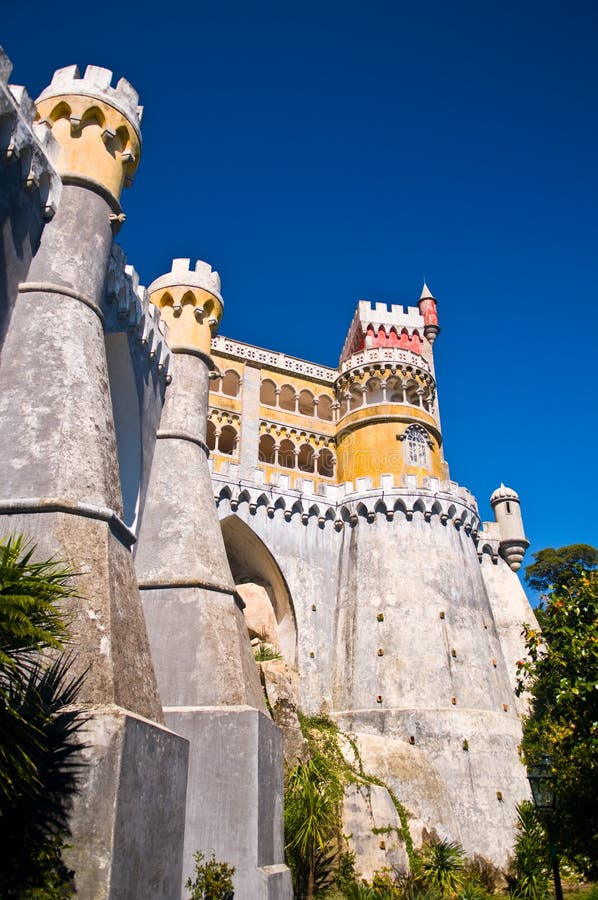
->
xmin=220 ymin=515 xmax=307 ymax=763
xmin=220 ymin=515 xmax=297 ymax=668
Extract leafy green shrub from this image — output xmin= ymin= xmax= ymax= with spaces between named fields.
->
xmin=334 ymin=849 xmax=359 ymax=893
xmin=342 ymin=881 xmax=380 ymax=898
xmin=370 ymin=867 xmax=405 ymax=898
xmin=285 ymin=715 xmax=417 ymax=896
xmin=457 ymin=881 xmax=491 ymax=900
xmin=185 ymin=851 xmax=235 ymax=899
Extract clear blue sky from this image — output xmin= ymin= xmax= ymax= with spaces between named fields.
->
xmin=4 ymin=1 xmax=598 ymax=591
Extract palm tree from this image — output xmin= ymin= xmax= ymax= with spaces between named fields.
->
xmin=0 ymin=534 xmax=76 ymax=808
xmin=284 ymin=757 xmax=340 ymax=899
xmin=506 ymin=802 xmax=550 ymax=900
xmin=418 ymin=839 xmax=466 ymax=898
xmin=0 ymin=534 xmax=86 ymax=897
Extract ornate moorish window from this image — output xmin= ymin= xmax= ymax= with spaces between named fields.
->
xmin=403 ymin=424 xmax=430 ymax=468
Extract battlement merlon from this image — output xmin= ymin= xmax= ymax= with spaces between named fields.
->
xmin=149 ymin=258 xmax=223 ymax=301
xmin=36 ymin=65 xmax=143 ymax=141
xmin=35 ymin=65 xmax=143 ymax=202
xmin=149 ymin=258 xmax=223 ymax=356
xmin=361 ymin=299 xmax=425 ymax=330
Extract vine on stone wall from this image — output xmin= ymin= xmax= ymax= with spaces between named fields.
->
xmin=302 ymin=715 xmax=415 ymax=863
xmin=284 ymin=713 xmax=416 ymax=896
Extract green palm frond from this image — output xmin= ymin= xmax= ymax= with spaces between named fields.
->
xmin=0 ymin=535 xmax=77 ymax=681
xmin=0 ymin=535 xmax=86 ymax=896
xmin=419 ymin=839 xmax=466 ymax=898
xmin=0 ymin=652 xmax=87 ymax=830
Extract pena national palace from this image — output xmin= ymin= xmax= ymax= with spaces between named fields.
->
xmin=0 ymin=52 xmax=539 ymax=899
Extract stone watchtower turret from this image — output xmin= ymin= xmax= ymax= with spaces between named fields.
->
xmin=136 ymin=257 xmax=263 ymax=706
xmin=35 ymin=63 xmax=142 ymax=204
xmin=490 ymin=484 xmax=530 ymax=572
xmin=135 ymin=258 xmax=292 ymax=897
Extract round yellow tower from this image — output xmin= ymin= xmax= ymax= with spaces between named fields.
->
xmin=148 ymin=258 xmax=223 ymax=356
xmin=35 ymin=64 xmax=142 ymax=208
xmin=335 ymin=288 xmax=445 ymax=486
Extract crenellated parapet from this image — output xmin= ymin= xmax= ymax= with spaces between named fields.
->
xmin=211 ymin=333 xmax=337 ymax=382
xmin=105 ymin=244 xmax=171 ymax=380
xmin=149 ymin=258 xmax=223 ymax=356
xmin=339 ymin=344 xmax=432 ymax=376
xmin=340 ymin=299 xmax=428 ymax=363
xmin=213 ymin=468 xmax=480 ymax=534
xmin=0 ymin=48 xmax=62 ymax=219
xmin=35 ymin=64 xmax=143 ymax=206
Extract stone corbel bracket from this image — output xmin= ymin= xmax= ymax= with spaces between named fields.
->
xmin=0 ymin=48 xmax=62 ymax=219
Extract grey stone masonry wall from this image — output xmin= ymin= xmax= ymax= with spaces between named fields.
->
xmin=65 ymin=708 xmax=189 ymax=899
xmin=479 ymin=546 xmax=539 ymax=714
xmin=213 ymin=472 xmax=535 ymax=866
xmin=104 ymin=243 xmax=170 ymax=537
xmin=166 ymin=707 xmax=293 ymax=900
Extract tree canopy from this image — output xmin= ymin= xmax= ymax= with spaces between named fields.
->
xmin=519 ymin=545 xmax=598 ymax=875
xmin=524 ymin=543 xmax=598 ymax=593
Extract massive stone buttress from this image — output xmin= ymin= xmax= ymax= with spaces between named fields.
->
xmin=0 ymin=61 xmax=187 ymax=899
xmin=135 ymin=258 xmax=292 ymax=899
